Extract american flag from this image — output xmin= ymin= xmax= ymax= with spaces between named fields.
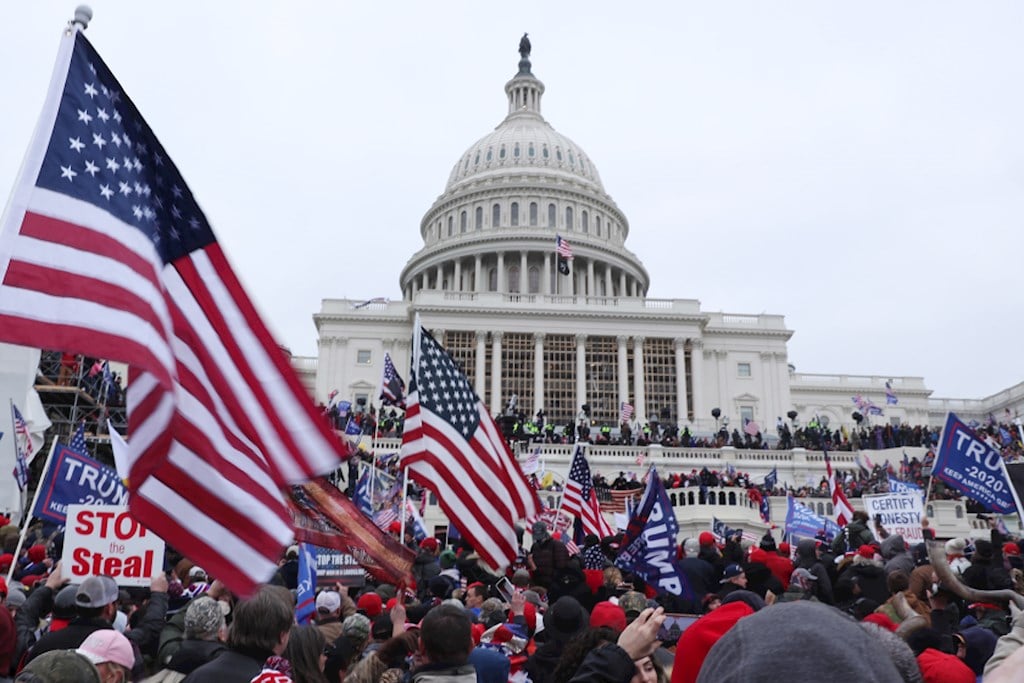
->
xmin=562 ymin=445 xmax=615 ymax=539
xmin=400 ymin=326 xmax=540 ymax=570
xmin=373 ymin=505 xmax=399 ymax=531
xmin=885 ymin=380 xmax=898 ymax=406
xmin=68 ymin=420 xmax=88 ymax=455
xmin=597 ymin=487 xmax=642 ymax=514
xmin=556 ymin=235 xmax=573 ymax=259
xmin=823 ymin=447 xmax=854 ymax=527
xmin=0 ymin=29 xmax=348 ymax=594
xmin=619 ymin=401 xmax=634 ymax=424
xmin=11 ymin=404 xmax=30 ymax=491
xmin=380 ymin=352 xmax=406 ymax=408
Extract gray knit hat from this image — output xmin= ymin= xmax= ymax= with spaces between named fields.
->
xmin=18 ymin=650 xmax=100 ymax=683
xmin=184 ymin=596 xmax=225 ymax=639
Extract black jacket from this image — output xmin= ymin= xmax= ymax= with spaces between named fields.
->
xmin=567 ymin=643 xmax=635 ymax=683
xmin=165 ymin=639 xmax=227 ymax=675
xmin=182 ymin=646 xmax=271 ymax=683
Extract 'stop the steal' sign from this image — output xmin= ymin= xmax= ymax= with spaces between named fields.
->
xmin=932 ymin=413 xmax=1017 ymax=515
xmin=62 ymin=505 xmax=165 ymax=587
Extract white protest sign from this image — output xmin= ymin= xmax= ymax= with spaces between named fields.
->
xmin=62 ymin=504 xmax=165 ymax=587
xmin=862 ymin=493 xmax=925 ymax=543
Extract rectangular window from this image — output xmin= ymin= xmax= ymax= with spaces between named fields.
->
xmin=737 ymin=362 xmax=751 ymax=377
xmin=356 ymin=349 xmax=372 ymax=365
xmin=740 ymin=406 xmax=754 ymax=424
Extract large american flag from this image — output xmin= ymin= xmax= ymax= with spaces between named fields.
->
xmin=562 ymin=445 xmax=614 ymax=539
xmin=620 ymin=401 xmax=634 ymax=424
xmin=0 ymin=29 xmax=348 ymax=593
xmin=400 ymin=326 xmax=539 ymax=570
xmin=824 ymin=447 xmax=854 ymax=527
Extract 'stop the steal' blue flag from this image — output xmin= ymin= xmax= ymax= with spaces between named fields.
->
xmin=615 ymin=466 xmax=692 ymax=598
xmin=32 ymin=445 xmax=128 ymax=524
xmin=294 ymin=543 xmax=317 ymax=625
xmin=932 ymin=413 xmax=1019 ymax=515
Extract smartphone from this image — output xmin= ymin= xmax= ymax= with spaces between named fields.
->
xmin=495 ymin=576 xmax=514 ymax=602
xmin=656 ymin=613 xmax=700 ymax=642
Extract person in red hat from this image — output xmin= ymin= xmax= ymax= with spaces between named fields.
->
xmin=697 ymin=532 xmax=726 ymax=580
xmin=412 ymin=537 xmax=442 ymax=602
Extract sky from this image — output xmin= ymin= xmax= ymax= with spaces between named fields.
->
xmin=1 ymin=2 xmax=1022 ymax=400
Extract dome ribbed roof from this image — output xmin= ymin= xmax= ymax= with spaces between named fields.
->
xmin=443 ymin=55 xmax=605 ymax=195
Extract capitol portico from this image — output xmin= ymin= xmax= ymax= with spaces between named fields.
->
xmin=295 ymin=39 xmax=1024 ymax=454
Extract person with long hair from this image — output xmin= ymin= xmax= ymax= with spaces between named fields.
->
xmin=284 ymin=625 xmax=328 ymax=683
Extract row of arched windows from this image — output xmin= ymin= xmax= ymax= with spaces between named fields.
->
xmin=434 ymin=202 xmax=617 ymax=239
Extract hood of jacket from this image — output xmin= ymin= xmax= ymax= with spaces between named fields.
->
xmin=880 ymin=535 xmax=906 ymax=560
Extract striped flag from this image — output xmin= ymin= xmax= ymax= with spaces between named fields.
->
xmin=619 ymin=402 xmax=634 ymax=424
xmin=401 ymin=326 xmax=540 ymax=571
xmin=562 ymin=445 xmax=615 ymax=539
xmin=380 ymin=352 xmax=406 ymax=408
xmin=598 ymin=487 xmax=643 ymax=514
xmin=824 ymin=447 xmax=854 ymax=527
xmin=0 ymin=29 xmax=349 ymax=594
xmin=11 ymin=404 xmax=31 ymax=490
xmin=555 ymin=235 xmax=574 ymax=259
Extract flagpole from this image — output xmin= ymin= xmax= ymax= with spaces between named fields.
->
xmin=9 ymin=400 xmax=25 ymax=522
xmin=7 ymin=438 xmax=58 ymax=583
xmin=399 ymin=466 xmax=410 ymax=543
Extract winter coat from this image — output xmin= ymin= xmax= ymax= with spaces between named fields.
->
xmin=529 ymin=538 xmax=568 ymax=589
xmin=831 ymin=518 xmax=874 ymax=555
xmin=412 ymin=552 xmax=441 ymax=598
xmin=567 ymin=643 xmax=635 ymax=683
xmin=834 ymin=559 xmax=888 ymax=607
xmin=409 ymin=663 xmax=477 ymax=683
xmin=794 ymin=539 xmax=834 ymax=605
xmin=880 ymin=535 xmax=915 ymax=578
xmin=143 ymin=639 xmax=226 ymax=683
xmin=181 ymin=646 xmax=271 ymax=683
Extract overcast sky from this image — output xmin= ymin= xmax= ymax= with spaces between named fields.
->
xmin=2 ymin=2 xmax=1022 ymax=400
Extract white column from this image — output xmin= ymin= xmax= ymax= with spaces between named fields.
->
xmin=675 ymin=337 xmax=689 ymax=425
xmin=490 ymin=331 xmax=503 ymax=416
xmin=567 ymin=260 xmax=575 ymax=297
xmin=761 ymin=351 xmax=774 ymax=426
xmin=617 ymin=335 xmax=629 ymax=413
xmin=634 ymin=336 xmax=646 ymax=422
xmin=575 ymin=333 xmax=587 ymax=414
xmin=604 ymin=266 xmax=613 ymax=298
xmin=543 ymin=252 xmax=552 ymax=295
xmin=453 ymin=259 xmax=462 ymax=292
xmin=716 ymin=349 xmax=728 ymax=415
xmin=411 ymin=279 xmax=419 ymax=297
xmin=497 ymin=253 xmax=506 ymax=293
xmin=474 ymin=255 xmax=483 ymax=293
xmin=520 ymin=251 xmax=528 ymax=293
xmin=619 ymin=271 xmax=627 ymax=297
xmin=586 ymin=259 xmax=595 ymax=297
xmin=420 ymin=272 xmax=427 ymax=291
xmin=475 ymin=331 xmax=487 ymax=400
xmin=533 ymin=333 xmax=545 ymax=414
xmin=435 ymin=264 xmax=443 ymax=290
xmin=690 ymin=339 xmax=705 ymax=420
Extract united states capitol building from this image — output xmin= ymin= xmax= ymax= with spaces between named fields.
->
xmin=293 ymin=40 xmax=1023 ymax=538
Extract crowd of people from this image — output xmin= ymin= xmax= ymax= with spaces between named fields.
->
xmin=3 ymin=504 xmax=1024 ymax=683
xmin=39 ymin=351 xmax=124 ymax=408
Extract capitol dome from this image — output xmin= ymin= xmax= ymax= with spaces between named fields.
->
xmin=400 ymin=38 xmax=648 ymax=301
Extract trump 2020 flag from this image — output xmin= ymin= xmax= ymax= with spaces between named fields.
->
xmin=932 ymin=413 xmax=1019 ymax=515
xmin=32 ymin=444 xmax=128 ymax=524
xmin=295 ymin=543 xmax=317 ymax=625
xmin=0 ymin=23 xmax=349 ymax=594
xmin=615 ymin=466 xmax=691 ymax=598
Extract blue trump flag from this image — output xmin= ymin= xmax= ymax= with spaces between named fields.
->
xmin=615 ymin=467 xmax=692 ymax=598
xmin=32 ymin=445 xmax=128 ymax=524
xmin=784 ymin=496 xmax=840 ymax=542
xmin=354 ymin=469 xmax=373 ymax=518
xmin=764 ymin=467 xmax=778 ymax=490
xmin=932 ymin=413 xmax=1018 ymax=515
xmin=887 ymin=475 xmax=923 ymax=498
xmin=295 ymin=543 xmax=317 ymax=625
